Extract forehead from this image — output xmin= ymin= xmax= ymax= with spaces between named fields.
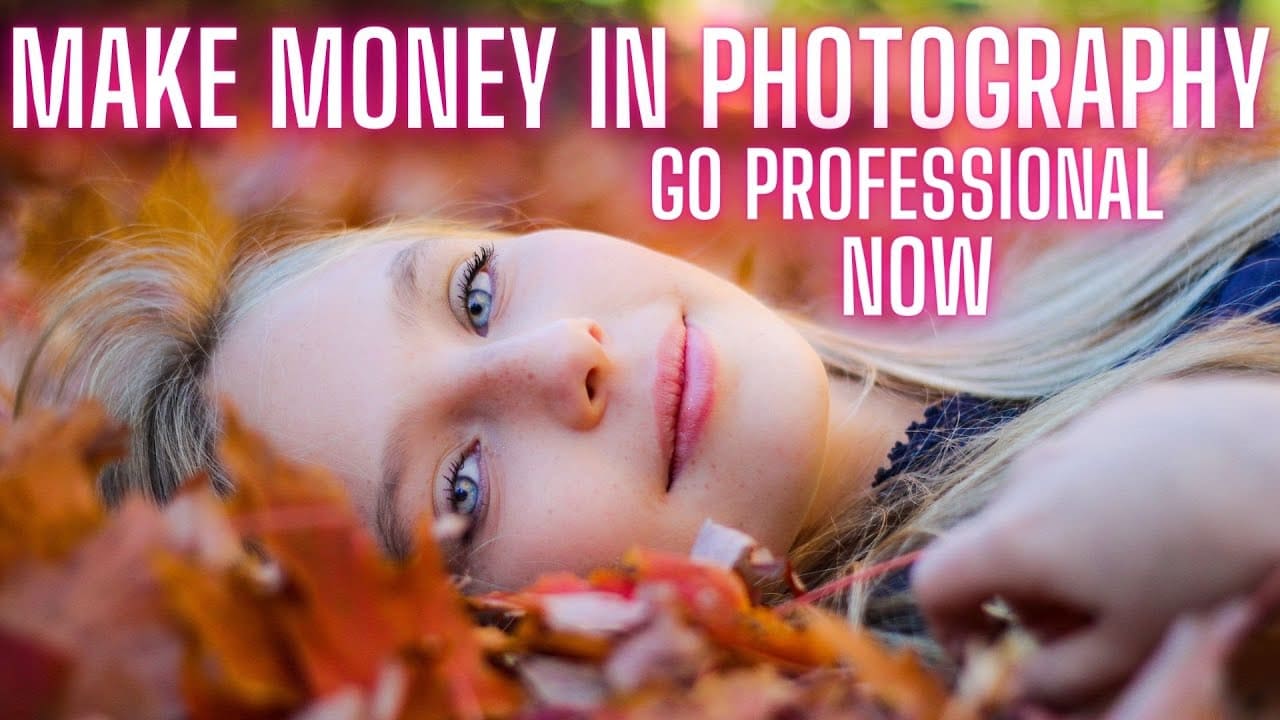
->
xmin=209 ymin=239 xmax=422 ymax=518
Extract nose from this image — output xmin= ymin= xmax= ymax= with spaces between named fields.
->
xmin=472 ymin=319 xmax=612 ymax=430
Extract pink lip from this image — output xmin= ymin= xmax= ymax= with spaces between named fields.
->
xmin=653 ymin=316 xmax=716 ymax=490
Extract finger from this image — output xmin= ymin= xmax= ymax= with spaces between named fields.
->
xmin=1018 ymin=624 xmax=1146 ymax=710
xmin=913 ymin=520 xmax=1058 ymax=643
xmin=1107 ymin=600 xmax=1254 ymax=720
xmin=1007 ymin=595 xmax=1094 ymax=643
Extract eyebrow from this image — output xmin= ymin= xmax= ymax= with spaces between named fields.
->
xmin=375 ymin=412 xmax=415 ymax=560
xmin=389 ymin=240 xmax=427 ymax=328
xmin=375 ymin=241 xmax=430 ymax=559
xmin=375 ymin=240 xmax=483 ymax=571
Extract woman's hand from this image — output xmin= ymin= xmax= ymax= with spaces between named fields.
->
xmin=912 ymin=377 xmax=1280 ymax=709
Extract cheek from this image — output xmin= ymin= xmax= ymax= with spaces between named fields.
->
xmin=473 ymin=435 xmax=671 ymax=587
xmin=692 ymin=361 xmax=831 ymax=535
xmin=475 ymin=480 xmax=667 ymax=588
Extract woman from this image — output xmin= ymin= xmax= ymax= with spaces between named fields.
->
xmin=14 ymin=158 xmax=1280 ymax=710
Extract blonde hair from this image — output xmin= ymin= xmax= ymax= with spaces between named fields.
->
xmin=13 ymin=219 xmax=504 ymax=504
xmin=14 ymin=158 xmax=1280 ymax=639
xmin=784 ymin=158 xmax=1280 ymax=632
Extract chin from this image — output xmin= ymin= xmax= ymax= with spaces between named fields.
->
xmin=699 ymin=459 xmax=819 ymax=555
xmin=735 ymin=516 xmax=807 ymax=558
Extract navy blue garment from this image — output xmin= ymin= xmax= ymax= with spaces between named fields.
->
xmin=1186 ymin=234 xmax=1280 ymax=324
xmin=871 ymin=233 xmax=1280 ymax=492
xmin=863 ymin=234 xmax=1280 ymax=636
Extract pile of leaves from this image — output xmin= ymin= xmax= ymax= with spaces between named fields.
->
xmin=0 ymin=400 xmax=958 ymax=720
xmin=0 ymin=395 xmax=1278 ymax=720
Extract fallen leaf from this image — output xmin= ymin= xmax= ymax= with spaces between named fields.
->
xmin=17 ymin=186 xmax=119 ymax=288
xmin=518 ymin=657 xmax=609 ymax=710
xmin=211 ymin=406 xmax=520 ymax=719
xmin=0 ymin=499 xmax=185 ymax=720
xmin=0 ymin=403 xmax=126 ymax=579
xmin=0 ymin=625 xmax=71 ymax=720
xmin=603 ymin=608 xmax=711 ymax=693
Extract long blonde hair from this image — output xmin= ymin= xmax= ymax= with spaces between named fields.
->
xmin=12 ymin=219 xmax=504 ymax=504
xmin=786 ymin=158 xmax=1280 ymax=627
xmin=14 ymin=158 xmax=1280 ymax=634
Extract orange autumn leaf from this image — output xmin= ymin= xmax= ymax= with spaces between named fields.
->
xmin=17 ymin=153 xmax=235 ymax=315
xmin=152 ymin=552 xmax=303 ymax=714
xmin=623 ymin=549 xmax=753 ymax=614
xmin=483 ymin=545 xmax=948 ymax=719
xmin=216 ymin=407 xmax=427 ymax=695
xmin=0 ymin=402 xmax=126 ymax=579
xmin=136 ymin=152 xmax=234 ymax=245
xmin=17 ymin=185 xmax=121 ymax=288
xmin=796 ymin=608 xmax=949 ymax=720
xmin=209 ymin=407 xmax=521 ymax=719
xmin=387 ymin=522 xmax=523 ymax=720
xmin=132 ymin=154 xmax=237 ymax=313
xmin=665 ymin=559 xmax=943 ymax=719
xmin=642 ymin=561 xmax=946 ymax=718
xmin=604 ymin=665 xmax=853 ymax=720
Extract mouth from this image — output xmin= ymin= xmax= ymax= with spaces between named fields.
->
xmin=654 ymin=315 xmax=716 ymax=491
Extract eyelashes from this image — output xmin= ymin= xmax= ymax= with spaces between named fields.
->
xmin=439 ymin=243 xmax=498 ymax=547
xmin=441 ymin=444 xmax=485 ymax=544
xmin=455 ymin=244 xmax=495 ymax=335
xmin=454 ymin=244 xmax=493 ymax=306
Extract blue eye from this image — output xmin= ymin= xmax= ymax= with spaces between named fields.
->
xmin=457 ymin=245 xmax=495 ymax=336
xmin=444 ymin=449 xmax=484 ymax=519
xmin=466 ymin=277 xmax=492 ymax=332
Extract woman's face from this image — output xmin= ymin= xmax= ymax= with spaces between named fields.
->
xmin=209 ymin=229 xmax=830 ymax=589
